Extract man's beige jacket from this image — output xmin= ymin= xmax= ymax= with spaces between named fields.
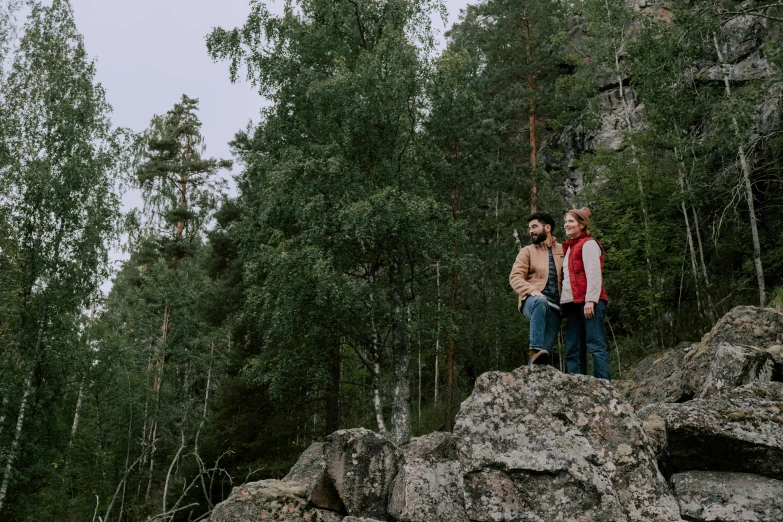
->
xmin=509 ymin=241 xmax=564 ymax=310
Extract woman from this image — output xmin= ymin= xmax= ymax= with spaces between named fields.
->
xmin=560 ymin=207 xmax=611 ymax=381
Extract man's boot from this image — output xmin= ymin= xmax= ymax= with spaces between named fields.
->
xmin=528 ymin=349 xmax=550 ymax=366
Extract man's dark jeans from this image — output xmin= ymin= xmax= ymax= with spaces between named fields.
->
xmin=563 ymin=300 xmax=611 ymax=381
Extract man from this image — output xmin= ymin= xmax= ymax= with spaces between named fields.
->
xmin=509 ymin=212 xmax=564 ymax=365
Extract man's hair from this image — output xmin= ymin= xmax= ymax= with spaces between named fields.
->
xmin=527 ymin=212 xmax=555 ymax=231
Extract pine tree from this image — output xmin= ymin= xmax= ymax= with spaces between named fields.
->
xmin=137 ymin=94 xmax=232 ymax=261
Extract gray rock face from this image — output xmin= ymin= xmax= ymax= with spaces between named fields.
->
xmin=683 ymin=306 xmax=783 ymax=397
xmin=637 ymin=402 xmax=674 ymax=457
xmin=672 ymin=471 xmax=783 ymax=522
xmin=720 ymin=380 xmax=783 ymax=401
xmin=321 ymin=428 xmax=401 ymax=520
xmin=630 ymin=346 xmax=690 ymax=408
xmin=695 ymin=343 xmax=774 ymax=398
xmin=208 ymin=480 xmax=312 ymax=522
xmin=454 ymin=366 xmax=681 ymax=522
xmin=285 ymin=442 xmax=326 ymax=484
xmin=314 ymin=510 xmax=345 ymax=522
xmin=388 ymin=432 xmax=468 ymax=522
xmin=695 ymin=52 xmax=771 ymax=82
xmin=656 ymin=383 xmax=783 ymax=479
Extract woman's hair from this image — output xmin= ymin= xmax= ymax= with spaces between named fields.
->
xmin=566 ymin=210 xmax=591 ymax=236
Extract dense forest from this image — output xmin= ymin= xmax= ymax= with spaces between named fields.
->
xmin=0 ymin=0 xmax=782 ymax=520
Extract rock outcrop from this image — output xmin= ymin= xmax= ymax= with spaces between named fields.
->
xmin=638 ymin=381 xmax=783 ymax=480
xmin=208 ymin=480 xmax=341 ymax=522
xmin=629 ymin=307 xmax=783 ymax=408
xmin=209 ymin=306 xmax=783 ymax=522
xmin=552 ymin=1 xmax=782 ymax=205
xmin=671 ymin=471 xmax=783 ymax=522
xmin=388 ymin=432 xmax=467 ymax=522
xmin=629 ymin=344 xmax=691 ymax=408
xmin=455 ymin=367 xmax=681 ymax=522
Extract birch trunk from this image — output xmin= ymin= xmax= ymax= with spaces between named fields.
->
xmin=372 ymin=359 xmax=386 ymax=435
xmin=434 ymin=263 xmax=440 ymax=405
xmin=610 ymin=18 xmax=654 ymax=295
xmin=390 ymin=305 xmax=411 ymax=445
xmin=0 ymin=315 xmax=45 ymax=515
xmin=0 ymin=391 xmax=9 ymax=441
xmin=325 ymin=342 xmax=340 ymax=435
xmin=0 ymin=367 xmax=34 ymax=514
xmin=69 ymin=376 xmax=86 ymax=448
xmin=196 ymin=342 xmax=215 ymax=510
xmin=446 ymin=169 xmax=459 ymax=432
xmin=692 ymin=206 xmax=710 ymax=286
xmin=369 ymin=292 xmax=388 ymax=435
xmin=162 ymin=430 xmax=186 ymax=514
xmin=146 ymin=305 xmax=169 ymax=501
xmin=713 ymin=33 xmax=766 ymax=306
xmin=676 ymin=148 xmax=705 ymax=315
xmin=417 ymin=333 xmax=422 ymax=427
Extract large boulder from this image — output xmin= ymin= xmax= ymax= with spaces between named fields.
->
xmin=285 ymin=442 xmax=326 ymax=484
xmin=312 ymin=428 xmax=401 ymax=520
xmin=208 ymin=479 xmax=335 ymax=522
xmin=682 ymin=306 xmax=783 ymax=396
xmin=284 ymin=442 xmax=347 ymax=512
xmin=388 ymin=432 xmax=468 ymax=522
xmin=695 ymin=343 xmax=774 ymax=398
xmin=672 ymin=471 xmax=783 ymax=522
xmin=454 ymin=366 xmax=682 ymax=522
xmin=630 ymin=345 xmax=691 ymax=408
xmin=636 ymin=402 xmax=674 ymax=457
xmin=652 ymin=382 xmax=783 ymax=479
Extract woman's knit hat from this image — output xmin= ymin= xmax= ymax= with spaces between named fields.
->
xmin=568 ymin=207 xmax=592 ymax=226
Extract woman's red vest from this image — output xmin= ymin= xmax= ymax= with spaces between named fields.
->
xmin=564 ymin=235 xmax=608 ymax=303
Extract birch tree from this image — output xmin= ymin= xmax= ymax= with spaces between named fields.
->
xmin=0 ymin=0 xmax=124 ymax=513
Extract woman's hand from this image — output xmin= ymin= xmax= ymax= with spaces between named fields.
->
xmin=584 ymin=301 xmax=595 ymax=319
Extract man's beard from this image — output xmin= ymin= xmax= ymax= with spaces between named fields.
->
xmin=530 ymin=232 xmax=547 ymax=244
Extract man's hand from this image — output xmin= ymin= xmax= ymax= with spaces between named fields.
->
xmin=584 ymin=301 xmax=595 ymax=319
xmin=529 ymin=291 xmax=545 ymax=298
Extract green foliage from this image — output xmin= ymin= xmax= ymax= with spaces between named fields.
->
xmin=4 ymin=0 xmax=783 ymax=520
xmin=136 ymin=94 xmax=232 ymax=260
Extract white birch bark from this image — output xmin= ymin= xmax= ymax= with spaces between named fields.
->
xmin=676 ymin=148 xmax=705 ymax=314
xmin=434 ymin=263 xmax=440 ymax=404
xmin=162 ymin=430 xmax=186 ymax=514
xmin=0 ymin=391 xmax=9 ymax=441
xmin=0 ymin=367 xmax=34 ymax=514
xmin=692 ymin=206 xmax=710 ymax=286
xmin=69 ymin=376 xmax=86 ymax=448
xmin=196 ymin=342 xmax=215 ymax=510
xmin=713 ymin=33 xmax=766 ymax=306
xmin=390 ymin=304 xmax=411 ymax=445
xmin=418 ymin=337 xmax=421 ymax=426
xmin=369 ymin=291 xmax=387 ymax=435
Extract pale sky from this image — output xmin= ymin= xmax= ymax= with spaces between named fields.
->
xmin=70 ymin=0 xmax=471 ymax=194
xmin=65 ymin=0 xmax=471 ymax=288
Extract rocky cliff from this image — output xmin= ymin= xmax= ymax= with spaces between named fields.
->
xmin=208 ymin=305 xmax=783 ymax=522
xmin=550 ymin=1 xmax=782 ymax=204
